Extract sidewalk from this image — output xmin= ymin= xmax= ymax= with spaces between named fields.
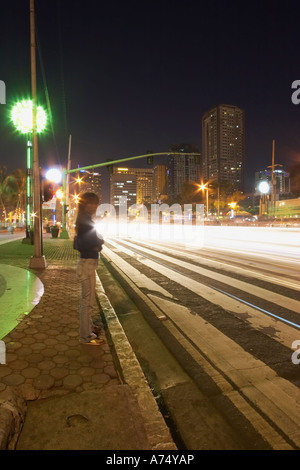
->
xmin=0 ymin=235 xmax=176 ymax=450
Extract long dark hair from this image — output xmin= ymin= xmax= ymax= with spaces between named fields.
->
xmin=75 ymin=192 xmax=99 ymax=233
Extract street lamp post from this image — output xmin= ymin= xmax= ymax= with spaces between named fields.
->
xmin=11 ymin=100 xmax=47 ymax=242
xmin=228 ymin=202 xmax=237 ymax=218
xmin=258 ymin=181 xmax=270 ymax=217
xmin=29 ymin=0 xmax=46 ymax=268
xmin=60 ymin=168 xmax=69 ymax=238
xmin=11 ymin=0 xmax=47 ymax=267
xmin=199 ymin=183 xmax=209 ymax=219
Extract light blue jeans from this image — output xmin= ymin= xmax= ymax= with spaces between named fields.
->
xmin=77 ymin=258 xmax=98 ymax=343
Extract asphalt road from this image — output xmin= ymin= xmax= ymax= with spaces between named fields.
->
xmin=99 ymin=226 xmax=300 ymax=450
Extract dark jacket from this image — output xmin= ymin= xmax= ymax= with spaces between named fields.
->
xmin=74 ymin=212 xmax=104 ymax=259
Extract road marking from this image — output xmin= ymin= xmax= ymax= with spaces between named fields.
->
xmin=104 ymin=241 xmax=299 ymax=349
xmin=102 ymin=246 xmax=300 ymax=449
xmin=148 ymin=294 xmax=300 ymax=449
xmin=102 ymin=244 xmax=174 ymax=299
xmin=118 ymin=238 xmax=300 ymax=313
xmin=127 ymin=238 xmax=300 ymax=291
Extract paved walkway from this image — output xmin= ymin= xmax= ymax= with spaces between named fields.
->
xmin=0 ymin=235 xmax=176 ymax=450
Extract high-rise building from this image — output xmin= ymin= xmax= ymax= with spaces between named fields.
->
xmin=134 ymin=168 xmax=154 ymax=205
xmin=153 ymin=164 xmax=167 ymax=203
xmin=167 ymin=144 xmax=201 ymax=201
xmin=255 ymin=166 xmax=290 ymax=196
xmin=110 ymin=167 xmax=154 ymax=208
xmin=202 ymin=104 xmax=245 ymax=192
xmin=76 ymin=169 xmax=102 ymax=204
xmin=110 ymin=168 xmax=137 ymax=208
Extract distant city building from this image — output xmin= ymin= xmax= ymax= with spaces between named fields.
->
xmin=167 ymin=144 xmax=201 ymax=201
xmin=110 ymin=168 xmax=137 ymax=208
xmin=255 ymin=166 xmax=290 ymax=196
xmin=202 ymin=104 xmax=245 ymax=192
xmin=77 ymin=170 xmax=102 ymax=204
xmin=134 ymin=168 xmax=154 ymax=205
xmin=110 ymin=167 xmax=154 ymax=208
xmin=153 ymin=164 xmax=167 ymax=203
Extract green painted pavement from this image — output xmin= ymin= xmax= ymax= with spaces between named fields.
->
xmin=0 ymin=264 xmax=44 ymax=339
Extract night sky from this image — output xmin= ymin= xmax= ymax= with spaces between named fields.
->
xmin=1 ymin=0 xmax=300 ymax=202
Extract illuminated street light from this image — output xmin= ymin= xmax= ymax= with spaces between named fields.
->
xmin=258 ymin=181 xmax=270 ymax=194
xmin=45 ymin=168 xmax=62 ymax=185
xmin=9 ymin=0 xmax=48 ymax=267
xmin=228 ymin=201 xmax=237 ymax=218
xmin=11 ymin=99 xmax=47 ymax=240
xmin=198 ymin=183 xmax=209 ymax=219
xmin=11 ymin=100 xmax=46 ymax=134
xmin=258 ymin=181 xmax=270 ymax=217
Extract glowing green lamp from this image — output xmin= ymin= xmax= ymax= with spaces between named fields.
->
xmin=11 ymin=99 xmax=47 ymax=134
xmin=11 ymin=100 xmax=47 ymax=239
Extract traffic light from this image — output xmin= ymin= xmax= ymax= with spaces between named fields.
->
xmin=106 ymin=160 xmax=114 ymax=174
xmin=43 ymin=181 xmax=55 ymax=202
xmin=146 ymin=150 xmax=153 ymax=165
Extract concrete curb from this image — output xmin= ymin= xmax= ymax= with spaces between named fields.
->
xmin=95 ymin=272 xmax=177 ymax=450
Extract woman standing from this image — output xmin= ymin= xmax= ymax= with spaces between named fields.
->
xmin=75 ymin=192 xmax=104 ymax=345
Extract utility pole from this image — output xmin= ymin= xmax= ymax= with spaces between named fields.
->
xmin=29 ymin=0 xmax=46 ymax=268
xmin=60 ymin=135 xmax=72 ymax=239
xmin=270 ymin=140 xmax=276 ymax=218
xmin=66 ymin=134 xmax=72 ymax=230
xmin=66 ymin=135 xmax=72 ymax=205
